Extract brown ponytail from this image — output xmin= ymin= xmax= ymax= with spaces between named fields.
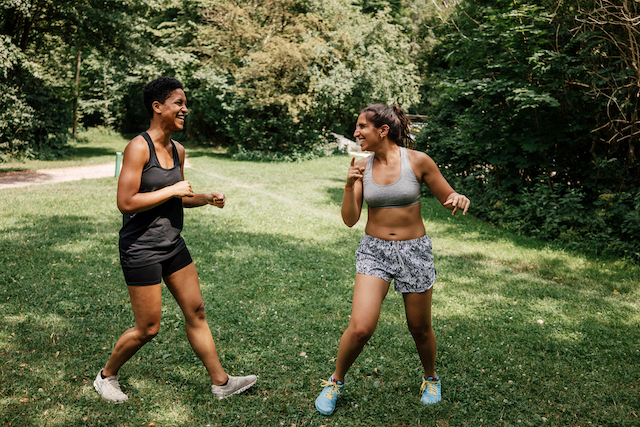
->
xmin=360 ymin=104 xmax=415 ymax=149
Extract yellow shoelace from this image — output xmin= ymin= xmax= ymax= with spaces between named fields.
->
xmin=420 ymin=379 xmax=438 ymax=396
xmin=320 ymin=379 xmax=343 ymax=399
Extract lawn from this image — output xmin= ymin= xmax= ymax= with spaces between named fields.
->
xmin=0 ymin=134 xmax=638 ymax=426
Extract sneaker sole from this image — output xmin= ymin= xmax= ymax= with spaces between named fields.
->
xmin=315 ymin=403 xmax=335 ymax=416
xmin=93 ymin=380 xmax=128 ymax=404
xmin=214 ymin=377 xmax=258 ymax=400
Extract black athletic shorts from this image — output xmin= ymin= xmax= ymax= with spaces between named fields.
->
xmin=121 ymin=247 xmax=193 ymax=286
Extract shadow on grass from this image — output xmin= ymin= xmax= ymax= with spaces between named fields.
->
xmin=183 ymin=147 xmax=231 ymax=161
xmin=1 ymin=202 xmax=638 ymax=426
xmin=0 ymin=211 xmax=355 ymax=425
xmin=69 ymin=146 xmax=118 ymax=160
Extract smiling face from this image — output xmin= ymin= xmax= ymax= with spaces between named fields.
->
xmin=153 ymin=88 xmax=188 ymax=131
xmin=353 ymin=112 xmax=387 ymax=151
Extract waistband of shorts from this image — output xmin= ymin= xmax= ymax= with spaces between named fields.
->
xmin=361 ymin=234 xmax=429 ymax=244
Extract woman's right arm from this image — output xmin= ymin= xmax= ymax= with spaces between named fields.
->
xmin=116 ymin=137 xmax=194 ymax=214
xmin=341 ymin=157 xmax=366 ymax=227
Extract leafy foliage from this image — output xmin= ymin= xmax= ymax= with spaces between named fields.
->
xmin=417 ymin=0 xmax=640 ymax=261
xmin=0 ymin=35 xmax=72 ymax=160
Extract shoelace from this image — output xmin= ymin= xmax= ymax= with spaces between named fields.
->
xmin=320 ymin=379 xmax=343 ymax=399
xmin=420 ymin=379 xmax=438 ymax=396
xmin=105 ymin=376 xmax=123 ymax=393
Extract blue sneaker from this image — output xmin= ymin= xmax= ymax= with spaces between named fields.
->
xmin=420 ymin=376 xmax=441 ymax=405
xmin=315 ymin=377 xmax=344 ymax=415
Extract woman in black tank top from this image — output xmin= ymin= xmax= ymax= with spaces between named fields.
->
xmin=93 ymin=77 xmax=256 ymax=403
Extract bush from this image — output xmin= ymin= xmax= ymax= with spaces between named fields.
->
xmin=416 ymin=0 xmax=640 ymax=262
xmin=0 ymin=36 xmax=72 ymax=161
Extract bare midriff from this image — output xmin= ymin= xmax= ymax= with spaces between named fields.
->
xmin=364 ymin=203 xmax=426 ymax=241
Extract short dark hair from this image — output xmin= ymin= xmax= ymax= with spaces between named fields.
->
xmin=360 ymin=104 xmax=414 ymax=149
xmin=143 ymin=77 xmax=183 ymax=118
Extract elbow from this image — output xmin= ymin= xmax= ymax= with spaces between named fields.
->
xmin=342 ymin=215 xmax=359 ymax=227
xmin=117 ymin=200 xmax=135 ymax=215
xmin=118 ymin=206 xmax=134 ymax=215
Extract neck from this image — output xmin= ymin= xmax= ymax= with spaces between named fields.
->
xmin=147 ymin=122 xmax=173 ymax=145
xmin=373 ymin=142 xmax=400 ymax=164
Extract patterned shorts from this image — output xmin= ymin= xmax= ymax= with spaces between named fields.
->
xmin=355 ymin=234 xmax=437 ymax=293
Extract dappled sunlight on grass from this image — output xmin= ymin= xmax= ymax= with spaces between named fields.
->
xmin=1 ymin=153 xmax=638 ymax=426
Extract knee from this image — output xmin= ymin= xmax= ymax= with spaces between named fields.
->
xmin=408 ymin=323 xmax=433 ymax=343
xmin=185 ymin=301 xmax=207 ymax=324
xmin=138 ymin=323 xmax=159 ymax=342
xmin=349 ymin=324 xmax=375 ymax=343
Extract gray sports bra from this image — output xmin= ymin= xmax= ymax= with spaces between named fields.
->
xmin=362 ymin=146 xmax=422 ymax=209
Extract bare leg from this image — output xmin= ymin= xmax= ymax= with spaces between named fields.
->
xmin=403 ymin=289 xmax=436 ymax=379
xmin=164 ymin=263 xmax=228 ymax=386
xmin=332 ymin=274 xmax=389 ymax=383
xmin=103 ymin=284 xmax=162 ymax=377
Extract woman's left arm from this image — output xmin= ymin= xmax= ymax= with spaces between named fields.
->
xmin=410 ymin=150 xmax=470 ymax=216
xmin=175 ymin=141 xmax=226 ymax=209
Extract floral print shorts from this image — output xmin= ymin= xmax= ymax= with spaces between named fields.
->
xmin=355 ymin=234 xmax=437 ymax=293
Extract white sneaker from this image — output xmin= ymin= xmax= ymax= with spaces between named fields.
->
xmin=94 ymin=369 xmax=129 ymax=403
xmin=211 ymin=374 xmax=257 ymax=399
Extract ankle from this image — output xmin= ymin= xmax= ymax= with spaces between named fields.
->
xmin=212 ymin=374 xmax=229 ymax=387
xmin=102 ymin=368 xmax=116 ymax=378
xmin=331 ymin=374 xmax=344 ymax=384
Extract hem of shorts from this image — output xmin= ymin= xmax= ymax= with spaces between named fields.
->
xmin=394 ymin=281 xmax=435 ymax=294
xmin=126 ymin=281 xmax=162 ymax=287
xmin=164 ymin=256 xmax=193 ymax=278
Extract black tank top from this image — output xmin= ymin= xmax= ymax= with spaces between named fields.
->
xmin=119 ymin=132 xmax=187 ymax=268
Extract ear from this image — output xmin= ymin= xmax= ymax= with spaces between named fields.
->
xmin=380 ymin=124 xmax=389 ymax=138
xmin=152 ymin=100 xmax=163 ymax=115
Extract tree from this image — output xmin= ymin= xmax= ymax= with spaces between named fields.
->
xmin=0 ymin=0 xmax=152 ymax=158
xmin=573 ymin=0 xmax=639 ymax=176
xmin=417 ymin=0 xmax=639 ymax=260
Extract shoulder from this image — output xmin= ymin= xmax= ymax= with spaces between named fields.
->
xmin=124 ymin=135 xmax=150 ymax=158
xmin=355 ymin=155 xmax=370 ymax=166
xmin=406 ymin=148 xmax=437 ymax=168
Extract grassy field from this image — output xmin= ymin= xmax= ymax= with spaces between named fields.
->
xmin=0 ymin=133 xmax=638 ymax=426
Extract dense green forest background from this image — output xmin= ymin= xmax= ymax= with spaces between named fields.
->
xmin=1 ymin=0 xmax=639 ymax=261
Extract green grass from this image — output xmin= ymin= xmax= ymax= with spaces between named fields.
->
xmin=0 ymin=128 xmax=129 ymax=173
xmin=0 ymin=142 xmax=639 ymax=426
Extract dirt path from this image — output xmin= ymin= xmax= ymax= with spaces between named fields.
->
xmin=0 ymin=163 xmax=117 ymax=190
xmin=0 ymin=158 xmax=194 ymax=190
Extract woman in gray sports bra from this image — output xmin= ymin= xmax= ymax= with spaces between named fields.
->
xmin=315 ymin=104 xmax=470 ymax=415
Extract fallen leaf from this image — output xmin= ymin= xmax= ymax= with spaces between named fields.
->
xmin=299 ymin=352 xmax=306 ymax=357
xmin=613 ymin=289 xmax=620 ymax=294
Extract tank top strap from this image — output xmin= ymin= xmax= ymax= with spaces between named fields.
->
xmin=400 ymin=146 xmax=408 ymax=163
xmin=140 ymin=132 xmax=161 ymax=168
xmin=170 ymin=139 xmax=181 ymax=169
